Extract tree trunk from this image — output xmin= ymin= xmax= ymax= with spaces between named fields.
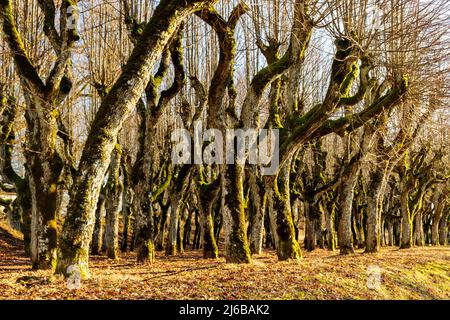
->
xmin=304 ymin=202 xmax=316 ymax=251
xmin=156 ymin=203 xmax=170 ymax=251
xmin=120 ymin=179 xmax=133 ymax=252
xmin=400 ymin=188 xmax=413 ymax=249
xmin=338 ymin=165 xmax=360 ymax=255
xmin=271 ymin=162 xmax=301 ymax=260
xmin=222 ymin=164 xmax=252 ymax=263
xmin=413 ymin=211 xmax=424 ymax=246
xmin=324 ymin=204 xmax=336 ymax=251
xmin=365 ymin=164 xmax=390 ymax=253
xmin=135 ymin=199 xmax=155 ymax=263
xmin=248 ymin=171 xmax=266 ymax=255
xmin=431 ymin=187 xmax=449 ymax=245
xmin=104 ymin=147 xmax=123 ymax=259
xmin=354 ymin=207 xmax=365 ymax=248
xmin=199 ymin=177 xmax=220 ymax=259
xmin=438 ymin=210 xmax=449 ymax=246
xmin=166 ymin=194 xmax=181 ymax=256
xmin=91 ymin=191 xmax=105 ymax=255
xmin=176 ymin=215 xmax=185 ymax=254
xmin=28 ymin=151 xmax=63 ymax=269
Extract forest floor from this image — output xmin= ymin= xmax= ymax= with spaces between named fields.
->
xmin=0 ymin=217 xmax=449 ymax=300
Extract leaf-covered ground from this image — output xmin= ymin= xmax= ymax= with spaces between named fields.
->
xmin=0 ymin=218 xmax=449 ymax=300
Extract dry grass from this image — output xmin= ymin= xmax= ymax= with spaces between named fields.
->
xmin=0 ymin=218 xmax=449 ymax=300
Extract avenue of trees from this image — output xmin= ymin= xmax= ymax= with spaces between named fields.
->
xmin=0 ymin=0 xmax=448 ymax=279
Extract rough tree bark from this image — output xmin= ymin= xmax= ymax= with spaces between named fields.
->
xmin=337 ymin=162 xmax=360 ymax=255
xmin=104 ymin=146 xmax=123 ymax=259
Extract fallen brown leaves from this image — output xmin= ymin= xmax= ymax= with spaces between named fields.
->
xmin=0 ymin=219 xmax=449 ymax=300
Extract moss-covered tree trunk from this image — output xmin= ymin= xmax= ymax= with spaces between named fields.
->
xmin=337 ymin=165 xmax=360 ymax=255
xmin=431 ymin=186 xmax=449 ymax=245
xmin=55 ymin=0 xmax=218 ymax=278
xmin=198 ymin=176 xmax=220 ymax=259
xmin=0 ymin=90 xmax=32 ymax=256
xmin=27 ymin=100 xmax=64 ymax=269
xmin=135 ymin=199 xmax=155 ymax=263
xmin=272 ymin=161 xmax=302 ymax=260
xmin=365 ymin=170 xmax=383 ymax=253
xmin=413 ymin=211 xmax=424 ymax=246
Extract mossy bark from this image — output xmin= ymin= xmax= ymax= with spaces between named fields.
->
xmin=324 ymin=200 xmax=336 ymax=251
xmin=199 ymin=177 xmax=220 ymax=259
xmin=90 ymin=190 xmax=105 ymax=255
xmin=1 ymin=0 xmax=79 ymax=270
xmin=438 ymin=210 xmax=449 ymax=246
xmin=431 ymin=186 xmax=449 ymax=245
xmin=104 ymin=147 xmax=123 ymax=259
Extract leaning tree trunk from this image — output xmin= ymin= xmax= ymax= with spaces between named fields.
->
xmin=55 ymin=0 xmax=218 ymax=278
